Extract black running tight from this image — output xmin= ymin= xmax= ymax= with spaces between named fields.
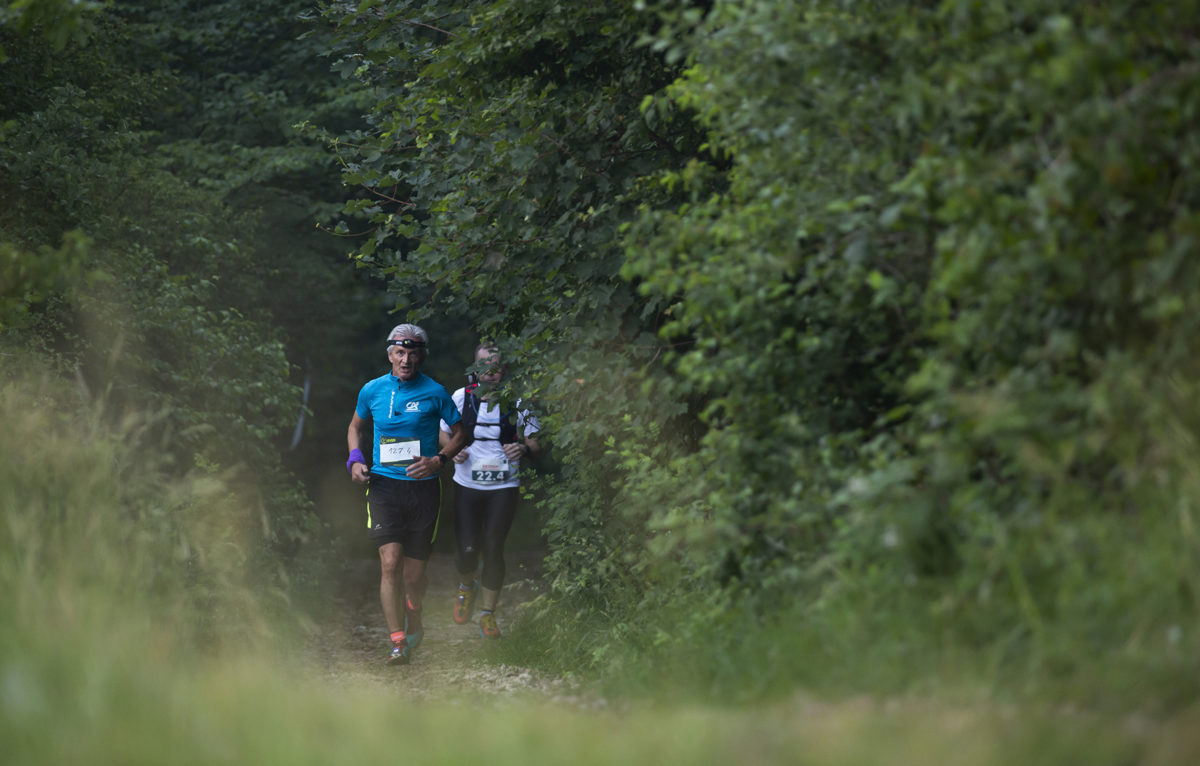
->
xmin=453 ymin=485 xmax=518 ymax=591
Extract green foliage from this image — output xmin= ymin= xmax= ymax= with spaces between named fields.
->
xmin=3 ymin=0 xmax=1200 ymax=730
xmin=316 ymin=0 xmax=698 ymax=337
xmin=115 ymin=0 xmax=361 ymax=196
xmin=0 ymin=362 xmax=282 ymax=654
xmin=106 ymin=1 xmax=392 ymax=487
xmin=0 ymin=232 xmax=88 ymax=331
xmin=316 ymin=0 xmax=710 ymax=625
xmin=0 ymin=0 xmax=104 ymax=59
xmin=615 ymin=0 xmax=1200 ymax=700
xmin=0 ymin=7 xmax=340 ymax=574
xmin=324 ymin=0 xmax=1200 ymax=709
xmin=0 ymin=359 xmax=1185 ymax=766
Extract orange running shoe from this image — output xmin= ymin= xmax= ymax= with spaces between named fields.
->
xmin=453 ymin=580 xmax=478 ymax=624
xmin=479 ymin=611 xmax=501 ymax=639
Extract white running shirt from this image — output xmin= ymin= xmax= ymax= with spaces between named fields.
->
xmin=441 ymin=387 xmax=540 ymax=491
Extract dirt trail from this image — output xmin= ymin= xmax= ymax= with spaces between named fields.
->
xmin=308 ymin=549 xmax=597 ymax=708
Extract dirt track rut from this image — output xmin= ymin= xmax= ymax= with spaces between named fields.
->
xmin=307 ymin=549 xmax=597 ymax=708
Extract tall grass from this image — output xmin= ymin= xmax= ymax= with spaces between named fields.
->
xmin=0 ymin=360 xmax=285 ymax=762
xmin=0 ymin=361 xmax=1192 ymax=764
xmin=509 ymin=500 xmax=1200 ymax=715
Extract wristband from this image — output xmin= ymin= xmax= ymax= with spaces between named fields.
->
xmin=522 ymin=443 xmax=532 ymax=457
xmin=347 ymin=448 xmax=366 ymax=474
xmin=435 ymin=452 xmax=449 ymax=466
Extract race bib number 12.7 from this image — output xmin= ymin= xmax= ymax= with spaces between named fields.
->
xmin=379 ymin=437 xmax=419 ymax=467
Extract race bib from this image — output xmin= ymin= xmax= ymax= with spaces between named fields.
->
xmin=470 ymin=455 xmax=510 ymax=483
xmin=379 ymin=437 xmax=420 ymax=467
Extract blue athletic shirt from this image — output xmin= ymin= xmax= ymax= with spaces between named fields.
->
xmin=355 ymin=371 xmax=461 ymax=481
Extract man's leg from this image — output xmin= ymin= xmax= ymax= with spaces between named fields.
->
xmin=403 ymin=556 xmax=428 ymax=610
xmin=378 ymin=542 xmax=405 ymax=634
xmin=400 ymin=476 xmax=438 ymax=649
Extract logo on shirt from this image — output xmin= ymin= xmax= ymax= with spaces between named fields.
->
xmin=405 ymin=401 xmax=420 ymax=412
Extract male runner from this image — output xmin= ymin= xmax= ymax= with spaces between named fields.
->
xmin=347 ymin=323 xmax=466 ymax=664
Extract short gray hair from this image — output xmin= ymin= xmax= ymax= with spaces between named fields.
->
xmin=388 ymin=323 xmax=429 ymax=345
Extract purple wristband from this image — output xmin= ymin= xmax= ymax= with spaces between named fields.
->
xmin=347 ymin=448 xmax=366 ymax=474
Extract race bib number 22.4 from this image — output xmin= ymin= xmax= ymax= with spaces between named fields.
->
xmin=471 ymin=457 xmax=510 ymax=483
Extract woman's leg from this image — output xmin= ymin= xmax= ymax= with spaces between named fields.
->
xmin=454 ymin=484 xmax=486 ymax=579
xmin=478 ymin=487 xmax=519 ymax=610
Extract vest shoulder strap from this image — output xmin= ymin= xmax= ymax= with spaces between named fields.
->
xmin=461 ymin=388 xmax=517 ymax=445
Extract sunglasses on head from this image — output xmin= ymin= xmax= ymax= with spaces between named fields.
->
xmin=388 ymin=338 xmax=426 ymax=350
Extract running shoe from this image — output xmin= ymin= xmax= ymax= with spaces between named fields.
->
xmin=479 ymin=611 xmax=501 ymax=639
xmin=388 ymin=637 xmax=410 ymax=665
xmin=405 ymin=600 xmax=423 ymax=651
xmin=453 ymin=580 xmax=478 ymax=624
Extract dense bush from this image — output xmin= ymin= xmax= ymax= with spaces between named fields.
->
xmin=0 ymin=5 xmax=350 ymax=578
xmin=321 ymin=0 xmax=1200 ymax=705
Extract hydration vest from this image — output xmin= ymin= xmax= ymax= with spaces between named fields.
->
xmin=461 ymin=383 xmax=517 ymax=446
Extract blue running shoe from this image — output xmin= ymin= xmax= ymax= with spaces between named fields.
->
xmin=388 ymin=637 xmax=410 ymax=665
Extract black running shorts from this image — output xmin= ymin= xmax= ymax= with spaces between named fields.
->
xmin=365 ymin=473 xmax=441 ymax=559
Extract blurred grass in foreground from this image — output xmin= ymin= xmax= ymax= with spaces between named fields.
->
xmin=2 ymin=363 xmax=1198 ymax=765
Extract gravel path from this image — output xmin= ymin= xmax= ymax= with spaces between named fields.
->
xmin=307 ymin=549 xmax=599 ymax=708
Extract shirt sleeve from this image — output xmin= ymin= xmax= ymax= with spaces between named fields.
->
xmin=354 ymin=383 xmax=373 ymax=421
xmin=439 ymin=387 xmax=462 ymax=427
xmin=441 ymin=389 xmax=465 ymax=432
